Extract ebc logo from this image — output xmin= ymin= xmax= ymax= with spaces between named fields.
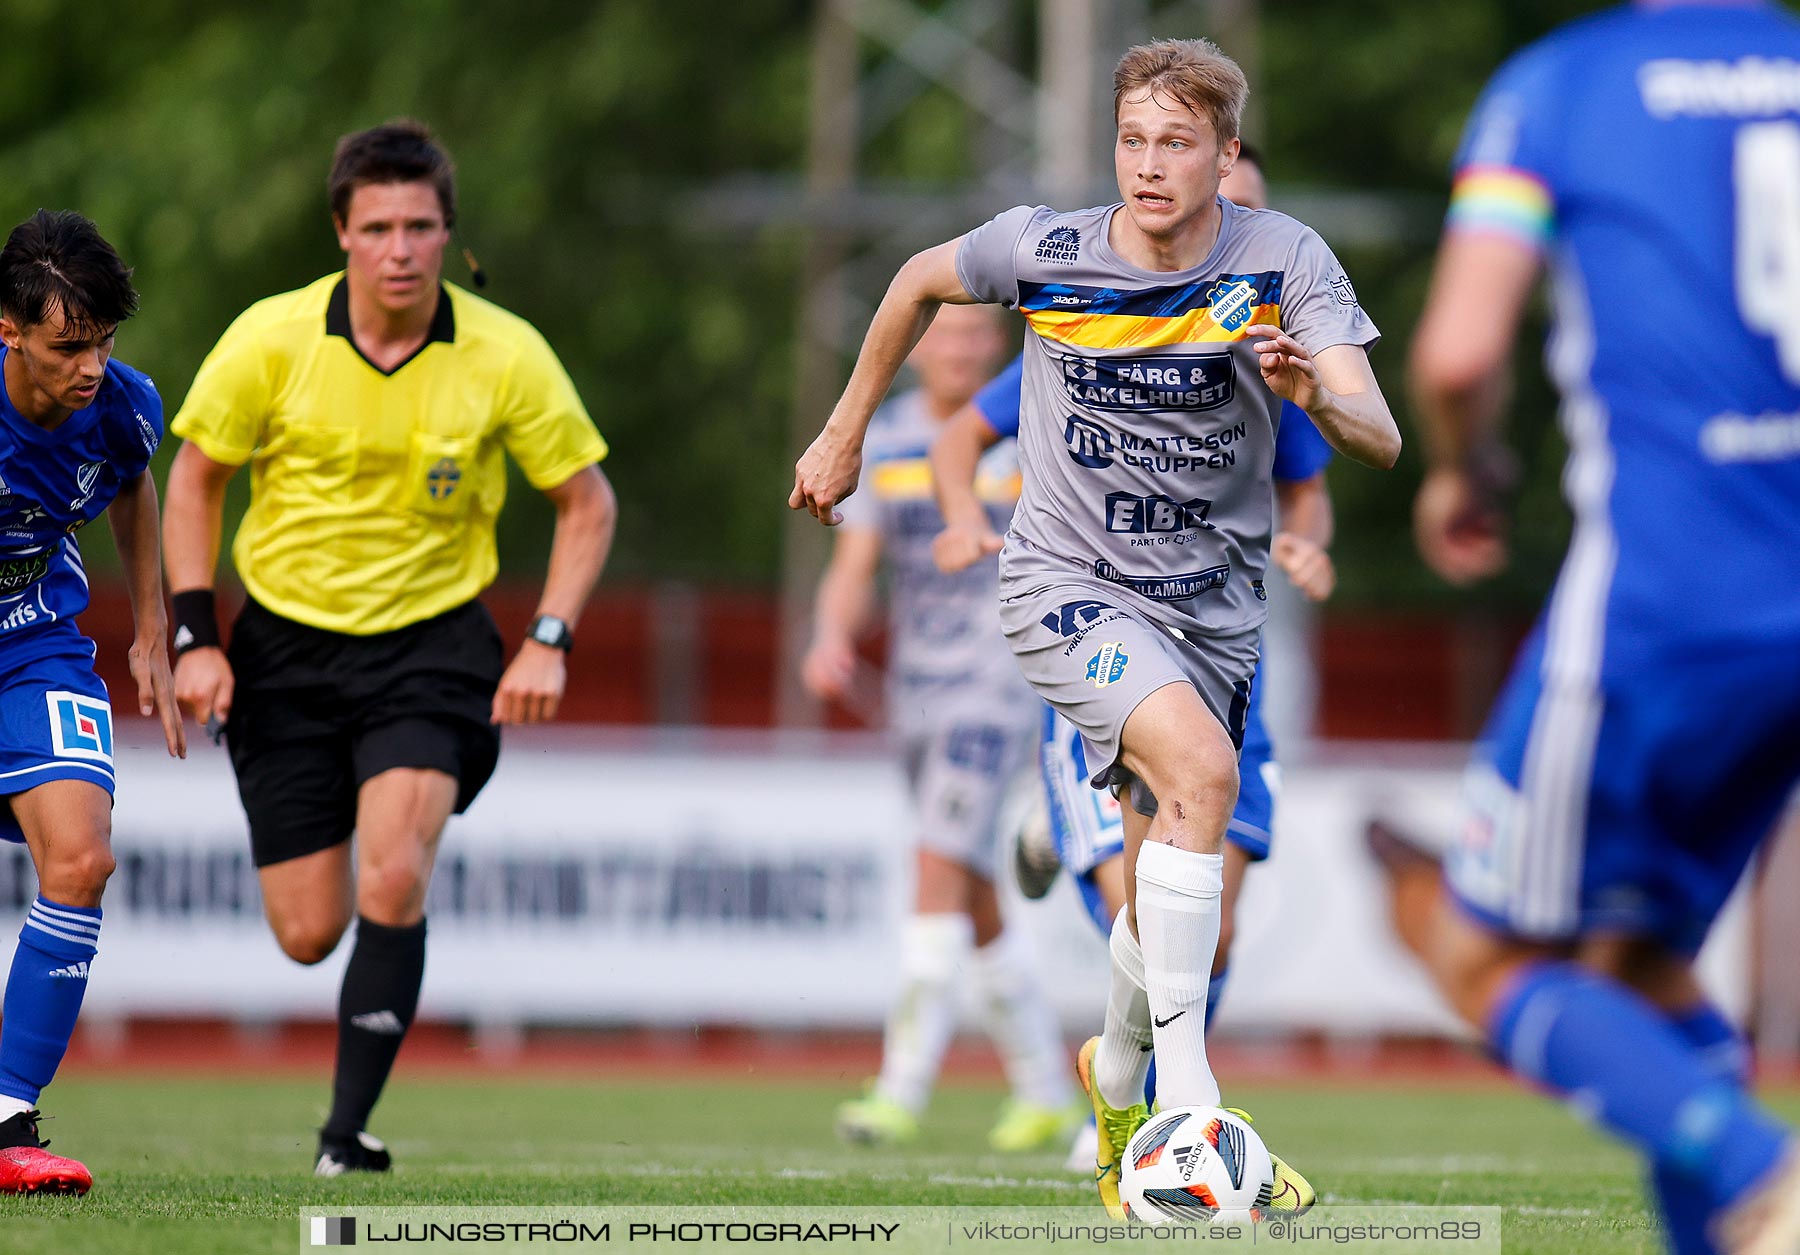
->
xmin=47 ymin=692 xmax=113 ymax=763
xmin=1209 ymin=279 xmax=1258 ymax=333
xmin=1105 ymin=492 xmax=1215 ymax=535
xmin=1330 ymin=272 xmax=1359 ymax=307
xmin=1064 ymin=415 xmax=1115 ymax=469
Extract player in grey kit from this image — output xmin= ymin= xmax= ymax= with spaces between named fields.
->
xmin=792 ymin=39 xmax=1398 ymax=1216
xmin=803 ymin=304 xmax=1078 ymax=1151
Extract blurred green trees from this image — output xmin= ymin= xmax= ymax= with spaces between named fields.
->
xmin=5 ymin=0 xmax=1750 ymax=609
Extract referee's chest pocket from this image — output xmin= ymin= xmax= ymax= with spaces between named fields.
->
xmin=406 ymin=432 xmax=484 ymax=517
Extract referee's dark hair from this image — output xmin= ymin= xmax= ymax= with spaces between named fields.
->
xmin=0 ymin=210 xmax=138 ymax=336
xmin=328 ymin=119 xmax=457 ymax=228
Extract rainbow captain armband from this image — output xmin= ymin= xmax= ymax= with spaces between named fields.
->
xmin=1446 ymin=166 xmax=1555 ymax=251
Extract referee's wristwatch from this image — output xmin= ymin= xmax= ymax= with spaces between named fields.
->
xmin=526 ymin=614 xmax=574 ymax=652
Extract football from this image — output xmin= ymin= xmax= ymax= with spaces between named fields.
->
xmin=1120 ymin=1106 xmax=1275 ymax=1226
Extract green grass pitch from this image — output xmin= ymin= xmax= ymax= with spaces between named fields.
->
xmin=0 ymin=1070 xmax=1789 ymax=1253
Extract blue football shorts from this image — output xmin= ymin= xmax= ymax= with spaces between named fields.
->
xmin=0 ymin=623 xmax=114 ymax=843
xmin=1448 ymin=621 xmax=1800 ymax=954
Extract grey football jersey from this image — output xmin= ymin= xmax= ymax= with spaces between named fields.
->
xmin=956 ymin=198 xmax=1379 ymax=637
xmin=836 ymin=391 xmax=1036 ymax=730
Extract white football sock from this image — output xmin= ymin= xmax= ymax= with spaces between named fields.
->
xmin=971 ymin=927 xmax=1074 ymax=1110
xmin=1095 ymin=905 xmax=1154 ymax=1109
xmin=1136 ymin=840 xmax=1224 ymax=1109
xmin=874 ymin=913 xmax=972 ymax=1114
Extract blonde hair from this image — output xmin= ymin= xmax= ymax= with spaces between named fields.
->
xmin=1113 ymin=39 xmax=1248 ymax=144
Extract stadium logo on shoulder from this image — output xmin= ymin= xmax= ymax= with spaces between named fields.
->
xmin=1035 ymin=226 xmax=1081 ymax=265
xmin=47 ymin=692 xmax=113 ymax=764
xmin=1086 ymin=642 xmax=1130 ymax=689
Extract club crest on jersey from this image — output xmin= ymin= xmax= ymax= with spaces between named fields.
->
xmin=68 ymin=460 xmax=106 ymax=512
xmin=1330 ymin=273 xmax=1359 ymax=307
xmin=426 ymin=457 xmax=462 ymax=501
xmin=1035 ymin=226 xmax=1081 ymax=265
xmin=1209 ymin=279 xmax=1258 ymax=333
xmin=1086 ymin=642 xmax=1130 ymax=688
xmin=47 ymin=692 xmax=112 ymax=763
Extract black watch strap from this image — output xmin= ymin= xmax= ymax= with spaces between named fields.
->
xmin=527 ymin=614 xmax=574 ymax=652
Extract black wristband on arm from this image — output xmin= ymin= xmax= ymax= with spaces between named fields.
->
xmin=171 ymin=589 xmax=223 ymax=657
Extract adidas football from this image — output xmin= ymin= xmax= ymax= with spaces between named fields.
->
xmin=1120 ymin=1106 xmax=1274 ymax=1226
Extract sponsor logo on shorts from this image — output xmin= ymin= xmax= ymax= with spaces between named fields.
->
xmin=47 ymin=691 xmax=113 ymax=764
xmin=1090 ymin=561 xmax=1230 ymax=601
xmin=426 ymin=457 xmax=462 ymax=501
xmin=1034 ymin=226 xmax=1080 ymax=265
xmin=1039 ymin=599 xmax=1117 ymax=637
xmin=1085 ymin=642 xmax=1130 ymax=688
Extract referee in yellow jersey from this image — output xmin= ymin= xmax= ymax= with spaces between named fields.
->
xmin=161 ymin=121 xmax=616 ymax=1175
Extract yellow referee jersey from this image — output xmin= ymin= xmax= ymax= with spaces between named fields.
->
xmin=172 ymin=275 xmax=607 ymax=635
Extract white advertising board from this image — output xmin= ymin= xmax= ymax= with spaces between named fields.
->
xmin=0 ymin=731 xmax=1748 ymax=1034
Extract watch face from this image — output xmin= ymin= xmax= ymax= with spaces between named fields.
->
xmin=531 ymin=617 xmax=570 ymax=648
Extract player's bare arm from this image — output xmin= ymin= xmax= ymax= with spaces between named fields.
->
xmin=1409 ymin=231 xmax=1541 ymax=585
xmin=162 ymin=441 xmax=240 ymax=730
xmin=1272 ymin=473 xmax=1336 ymax=602
xmin=491 ymin=464 xmax=615 ymax=726
xmin=790 ymin=240 xmax=977 ymax=525
xmin=1246 ymin=325 xmax=1400 ymax=469
xmin=928 ymin=403 xmax=1005 ymax=574
xmin=108 ymin=469 xmax=185 ymax=759
xmin=800 ymin=525 xmax=882 ymax=704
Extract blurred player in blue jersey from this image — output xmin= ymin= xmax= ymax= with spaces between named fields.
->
xmin=0 ymin=210 xmax=185 ymax=1194
xmin=1411 ymin=4 xmax=1800 ymax=1251
xmin=802 ymin=303 xmax=1080 ymax=1152
xmin=933 ymin=146 xmax=1334 ymax=1192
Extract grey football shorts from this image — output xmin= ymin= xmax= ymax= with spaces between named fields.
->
xmin=900 ymin=713 xmax=1037 ymax=880
xmin=997 ymin=580 xmax=1259 ymax=815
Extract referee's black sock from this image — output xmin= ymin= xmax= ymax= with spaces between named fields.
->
xmin=323 ymin=916 xmax=427 ymax=1141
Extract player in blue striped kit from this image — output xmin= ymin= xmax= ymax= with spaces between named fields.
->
xmin=1412 ymin=4 xmax=1800 ymax=1251
xmin=0 ymin=210 xmax=185 ymax=1194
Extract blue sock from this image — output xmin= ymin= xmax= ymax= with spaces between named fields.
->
xmin=1206 ymin=966 xmax=1229 ymax=1031
xmin=1653 ymin=1005 xmax=1751 ymax=1255
xmin=1490 ymin=963 xmax=1788 ymax=1215
xmin=0 ymin=897 xmax=101 ymax=1106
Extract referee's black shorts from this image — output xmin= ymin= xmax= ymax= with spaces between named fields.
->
xmin=225 ymin=597 xmax=505 ymax=868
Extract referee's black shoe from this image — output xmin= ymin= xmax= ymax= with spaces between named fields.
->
xmin=314 ymin=1130 xmax=392 ymax=1177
